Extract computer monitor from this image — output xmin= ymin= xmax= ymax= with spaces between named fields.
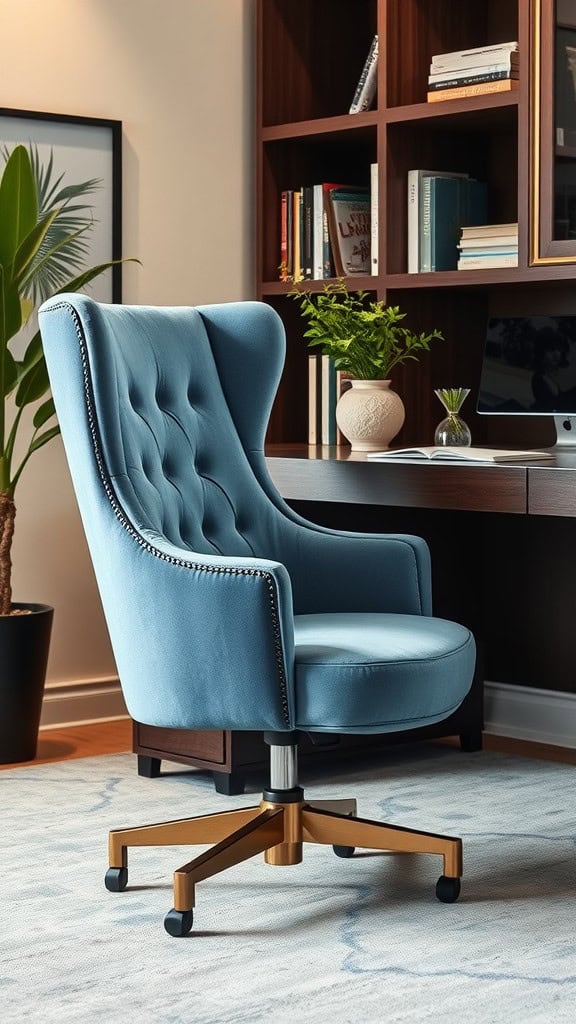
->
xmin=477 ymin=314 xmax=576 ymax=448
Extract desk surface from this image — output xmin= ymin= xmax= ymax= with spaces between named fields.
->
xmin=265 ymin=445 xmax=576 ymax=517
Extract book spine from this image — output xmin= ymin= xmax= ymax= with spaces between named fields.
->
xmin=308 ymin=354 xmax=321 ymax=445
xmin=293 ymin=190 xmax=302 ymax=280
xmin=460 ymin=223 xmax=518 ymax=238
xmin=429 ymin=59 xmax=518 ymax=81
xmin=457 ymin=254 xmax=519 ymax=269
xmin=370 ymin=162 xmax=378 ymax=274
xmin=430 ymin=41 xmax=518 ymax=65
xmin=321 ymin=355 xmax=337 ymax=445
xmin=322 ymin=203 xmax=333 ymax=278
xmin=407 ymin=170 xmax=421 ymax=274
xmin=458 ymin=246 xmax=519 ymax=256
xmin=349 ymin=35 xmax=378 ymax=113
xmin=419 ymin=176 xmax=432 ymax=272
xmin=312 ymin=184 xmax=324 ymax=279
xmin=280 ymin=190 xmax=289 ymax=279
xmin=427 ymin=79 xmax=518 ymax=102
xmin=459 ymin=235 xmax=518 ymax=247
xmin=302 ymin=185 xmax=314 ymax=279
xmin=428 ymin=70 xmax=516 ymax=91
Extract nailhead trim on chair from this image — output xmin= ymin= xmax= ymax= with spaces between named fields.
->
xmin=46 ymin=301 xmax=291 ymax=727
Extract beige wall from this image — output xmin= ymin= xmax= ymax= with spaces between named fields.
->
xmin=0 ymin=0 xmax=255 ymax=690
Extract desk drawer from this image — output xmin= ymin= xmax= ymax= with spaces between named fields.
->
xmin=529 ymin=468 xmax=576 ymax=516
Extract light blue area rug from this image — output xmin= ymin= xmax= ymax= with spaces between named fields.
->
xmin=2 ymin=745 xmax=576 ymax=1023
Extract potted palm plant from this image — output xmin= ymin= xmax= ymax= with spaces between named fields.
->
xmin=290 ymin=280 xmax=443 ymax=450
xmin=0 ymin=143 xmax=128 ymax=762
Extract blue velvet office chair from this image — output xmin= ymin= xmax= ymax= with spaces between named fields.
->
xmin=39 ymin=295 xmax=476 ymax=937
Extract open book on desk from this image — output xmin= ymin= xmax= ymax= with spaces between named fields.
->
xmin=366 ymin=446 xmax=554 ymax=463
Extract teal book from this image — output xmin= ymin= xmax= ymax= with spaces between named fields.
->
xmin=423 ymin=177 xmax=488 ymax=272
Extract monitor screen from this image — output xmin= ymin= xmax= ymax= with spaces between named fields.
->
xmin=477 ymin=315 xmax=576 ymax=416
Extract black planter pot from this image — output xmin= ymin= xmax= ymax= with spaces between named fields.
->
xmin=0 ymin=603 xmax=54 ymax=764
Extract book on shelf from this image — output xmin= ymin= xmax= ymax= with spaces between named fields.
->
xmin=370 ymin=162 xmax=378 ymax=274
xmin=459 ymin=234 xmax=519 ymax=249
xmin=302 ymin=184 xmax=314 ymax=280
xmin=349 ymin=34 xmax=378 ymax=114
xmin=420 ymin=175 xmax=487 ymax=272
xmin=428 ymin=69 xmax=518 ymax=92
xmin=312 ymin=185 xmax=329 ymax=280
xmin=428 ymin=78 xmax=519 ymax=102
xmin=407 ymin=168 xmax=468 ymax=273
xmin=366 ymin=446 xmax=553 ymax=463
xmin=307 ymin=354 xmax=321 ymax=445
xmin=312 ymin=182 xmax=345 ymax=279
xmin=292 ymin=190 xmax=302 ymax=279
xmin=460 ymin=222 xmax=518 ymax=239
xmin=458 ymin=249 xmax=519 ymax=261
xmin=321 ymin=355 xmax=337 ymax=445
xmin=457 ymin=252 xmax=518 ymax=269
xmin=428 ymin=57 xmax=518 ymax=82
xmin=326 ymin=187 xmax=371 ymax=276
xmin=430 ymin=40 xmax=518 ymax=72
xmin=280 ymin=190 xmax=291 ymax=279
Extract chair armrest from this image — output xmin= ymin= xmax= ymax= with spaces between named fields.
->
xmin=279 ymin=521 xmax=433 ymax=616
xmin=94 ymin=525 xmax=297 ymax=732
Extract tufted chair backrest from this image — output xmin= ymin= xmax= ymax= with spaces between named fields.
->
xmin=62 ymin=298 xmax=284 ymax=559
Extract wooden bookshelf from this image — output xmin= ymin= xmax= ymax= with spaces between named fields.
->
xmin=256 ymin=0 xmax=576 ymax=452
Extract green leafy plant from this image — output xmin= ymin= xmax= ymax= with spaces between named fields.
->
xmin=0 ymin=144 xmax=132 ymax=615
xmin=289 ymin=279 xmax=443 ymax=380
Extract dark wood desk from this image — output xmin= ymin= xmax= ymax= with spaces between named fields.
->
xmin=266 ymin=444 xmax=576 ymax=516
xmin=267 ymin=445 xmax=576 ymax=692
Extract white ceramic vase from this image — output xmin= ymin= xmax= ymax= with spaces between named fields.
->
xmin=336 ymin=379 xmax=405 ymax=452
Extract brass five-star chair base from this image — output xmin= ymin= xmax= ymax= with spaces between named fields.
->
xmin=105 ymin=766 xmax=463 ymax=937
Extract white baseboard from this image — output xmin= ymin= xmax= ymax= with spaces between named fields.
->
xmin=484 ymin=680 xmax=576 ymax=749
xmin=39 ymin=677 xmax=128 ymax=730
xmin=38 ymin=676 xmax=576 ymax=750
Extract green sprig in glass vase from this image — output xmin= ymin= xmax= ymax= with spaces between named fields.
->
xmin=434 ymin=388 xmax=472 ymax=446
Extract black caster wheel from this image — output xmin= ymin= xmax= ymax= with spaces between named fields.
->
xmin=435 ymin=875 xmax=461 ymax=903
xmin=164 ymin=908 xmax=194 ymax=937
xmin=105 ymin=866 xmax=128 ymax=892
xmin=333 ymin=845 xmax=355 ymax=858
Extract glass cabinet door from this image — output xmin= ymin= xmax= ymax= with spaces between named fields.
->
xmin=532 ymin=0 xmax=576 ymax=262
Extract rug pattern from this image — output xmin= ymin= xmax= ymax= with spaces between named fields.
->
xmin=1 ymin=745 xmax=575 ymax=1023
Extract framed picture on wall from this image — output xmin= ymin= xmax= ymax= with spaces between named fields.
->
xmin=0 ymin=107 xmax=122 ymax=301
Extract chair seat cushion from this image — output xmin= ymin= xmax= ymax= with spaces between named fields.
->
xmin=293 ymin=612 xmax=475 ymax=734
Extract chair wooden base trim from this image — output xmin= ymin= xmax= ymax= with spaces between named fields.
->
xmin=105 ymin=791 xmax=463 ymax=937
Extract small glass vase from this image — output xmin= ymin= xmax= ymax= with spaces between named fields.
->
xmin=434 ymin=388 xmax=472 ymax=446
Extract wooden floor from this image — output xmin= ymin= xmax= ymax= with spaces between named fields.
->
xmin=0 ymin=718 xmax=133 ymax=769
xmin=1 ymin=718 xmax=575 ymax=769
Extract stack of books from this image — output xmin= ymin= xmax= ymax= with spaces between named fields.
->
xmin=427 ymin=40 xmax=519 ymax=103
xmin=457 ymin=222 xmax=519 ymax=270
